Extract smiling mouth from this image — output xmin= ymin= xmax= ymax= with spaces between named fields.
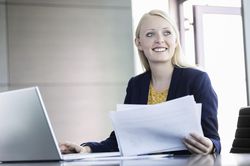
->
xmin=152 ymin=47 xmax=168 ymax=52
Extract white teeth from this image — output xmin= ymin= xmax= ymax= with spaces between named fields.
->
xmin=152 ymin=48 xmax=167 ymax=52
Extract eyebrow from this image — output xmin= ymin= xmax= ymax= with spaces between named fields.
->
xmin=143 ymin=27 xmax=171 ymax=31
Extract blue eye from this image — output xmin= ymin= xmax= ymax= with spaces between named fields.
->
xmin=163 ymin=31 xmax=171 ymax=36
xmin=146 ymin=32 xmax=154 ymax=37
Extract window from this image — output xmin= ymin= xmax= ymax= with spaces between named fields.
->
xmin=180 ymin=0 xmax=246 ymax=154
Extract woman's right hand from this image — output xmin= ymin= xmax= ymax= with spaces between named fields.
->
xmin=59 ymin=142 xmax=91 ymax=154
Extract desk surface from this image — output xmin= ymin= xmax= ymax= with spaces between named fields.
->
xmin=1 ymin=154 xmax=250 ymax=166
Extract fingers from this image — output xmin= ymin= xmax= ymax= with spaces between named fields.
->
xmin=184 ymin=140 xmax=204 ymax=154
xmin=59 ymin=142 xmax=81 ymax=154
xmin=59 ymin=142 xmax=73 ymax=154
xmin=59 ymin=142 xmax=91 ymax=154
xmin=190 ymin=133 xmax=212 ymax=148
xmin=183 ymin=133 xmax=214 ymax=154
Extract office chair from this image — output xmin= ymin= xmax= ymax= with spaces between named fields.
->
xmin=230 ymin=107 xmax=250 ymax=153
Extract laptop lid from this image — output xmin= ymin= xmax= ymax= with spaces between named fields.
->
xmin=0 ymin=87 xmax=62 ymax=162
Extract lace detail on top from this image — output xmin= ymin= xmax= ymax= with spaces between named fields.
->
xmin=147 ymin=83 xmax=168 ymax=104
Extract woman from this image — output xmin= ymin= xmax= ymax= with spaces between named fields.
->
xmin=60 ymin=9 xmax=221 ymax=155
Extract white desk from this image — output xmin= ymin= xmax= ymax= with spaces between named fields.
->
xmin=1 ymin=154 xmax=250 ymax=166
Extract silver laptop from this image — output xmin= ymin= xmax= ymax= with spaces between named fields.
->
xmin=0 ymin=87 xmax=120 ymax=162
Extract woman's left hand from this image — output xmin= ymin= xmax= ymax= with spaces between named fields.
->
xmin=183 ymin=133 xmax=214 ymax=154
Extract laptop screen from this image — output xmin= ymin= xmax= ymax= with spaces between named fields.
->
xmin=0 ymin=87 xmax=62 ymax=162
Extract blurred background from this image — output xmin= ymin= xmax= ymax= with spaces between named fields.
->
xmin=0 ymin=0 xmax=249 ymax=154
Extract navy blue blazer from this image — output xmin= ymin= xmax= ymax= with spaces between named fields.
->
xmin=82 ymin=67 xmax=221 ymax=154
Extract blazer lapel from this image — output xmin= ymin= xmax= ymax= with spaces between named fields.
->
xmin=139 ymin=68 xmax=182 ymax=103
xmin=139 ymin=71 xmax=151 ymax=104
xmin=167 ymin=67 xmax=181 ymax=101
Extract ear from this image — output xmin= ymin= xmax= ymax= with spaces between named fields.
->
xmin=135 ymin=38 xmax=143 ymax=51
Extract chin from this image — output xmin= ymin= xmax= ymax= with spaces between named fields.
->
xmin=150 ymin=59 xmax=172 ymax=63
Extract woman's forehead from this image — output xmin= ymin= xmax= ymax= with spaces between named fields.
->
xmin=140 ymin=15 xmax=173 ymax=30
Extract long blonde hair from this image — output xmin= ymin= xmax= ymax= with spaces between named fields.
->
xmin=135 ymin=9 xmax=190 ymax=71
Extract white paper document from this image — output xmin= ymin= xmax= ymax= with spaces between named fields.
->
xmin=109 ymin=95 xmax=203 ymax=156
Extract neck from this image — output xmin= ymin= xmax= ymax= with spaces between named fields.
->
xmin=150 ymin=62 xmax=174 ymax=91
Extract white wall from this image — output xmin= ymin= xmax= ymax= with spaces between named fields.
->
xmin=4 ymin=0 xmax=134 ymax=144
xmin=242 ymin=0 xmax=250 ymax=104
xmin=0 ymin=0 xmax=8 ymax=91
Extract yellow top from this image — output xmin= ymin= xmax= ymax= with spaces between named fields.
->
xmin=147 ymin=83 xmax=168 ymax=104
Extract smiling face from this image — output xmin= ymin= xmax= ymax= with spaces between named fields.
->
xmin=136 ymin=15 xmax=177 ymax=66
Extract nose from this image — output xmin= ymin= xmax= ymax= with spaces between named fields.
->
xmin=155 ymin=33 xmax=164 ymax=44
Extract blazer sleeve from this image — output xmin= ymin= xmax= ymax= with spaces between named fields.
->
xmin=80 ymin=78 xmax=134 ymax=152
xmin=124 ymin=77 xmax=134 ymax=104
xmin=192 ymin=71 xmax=221 ymax=154
xmin=81 ymin=131 xmax=118 ymax=152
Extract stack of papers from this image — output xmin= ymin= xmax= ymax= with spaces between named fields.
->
xmin=109 ymin=95 xmax=203 ymax=156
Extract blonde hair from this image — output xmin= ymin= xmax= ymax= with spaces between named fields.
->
xmin=135 ymin=9 xmax=190 ymax=71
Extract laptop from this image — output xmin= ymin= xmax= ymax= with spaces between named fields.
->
xmin=0 ymin=87 xmax=120 ymax=162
